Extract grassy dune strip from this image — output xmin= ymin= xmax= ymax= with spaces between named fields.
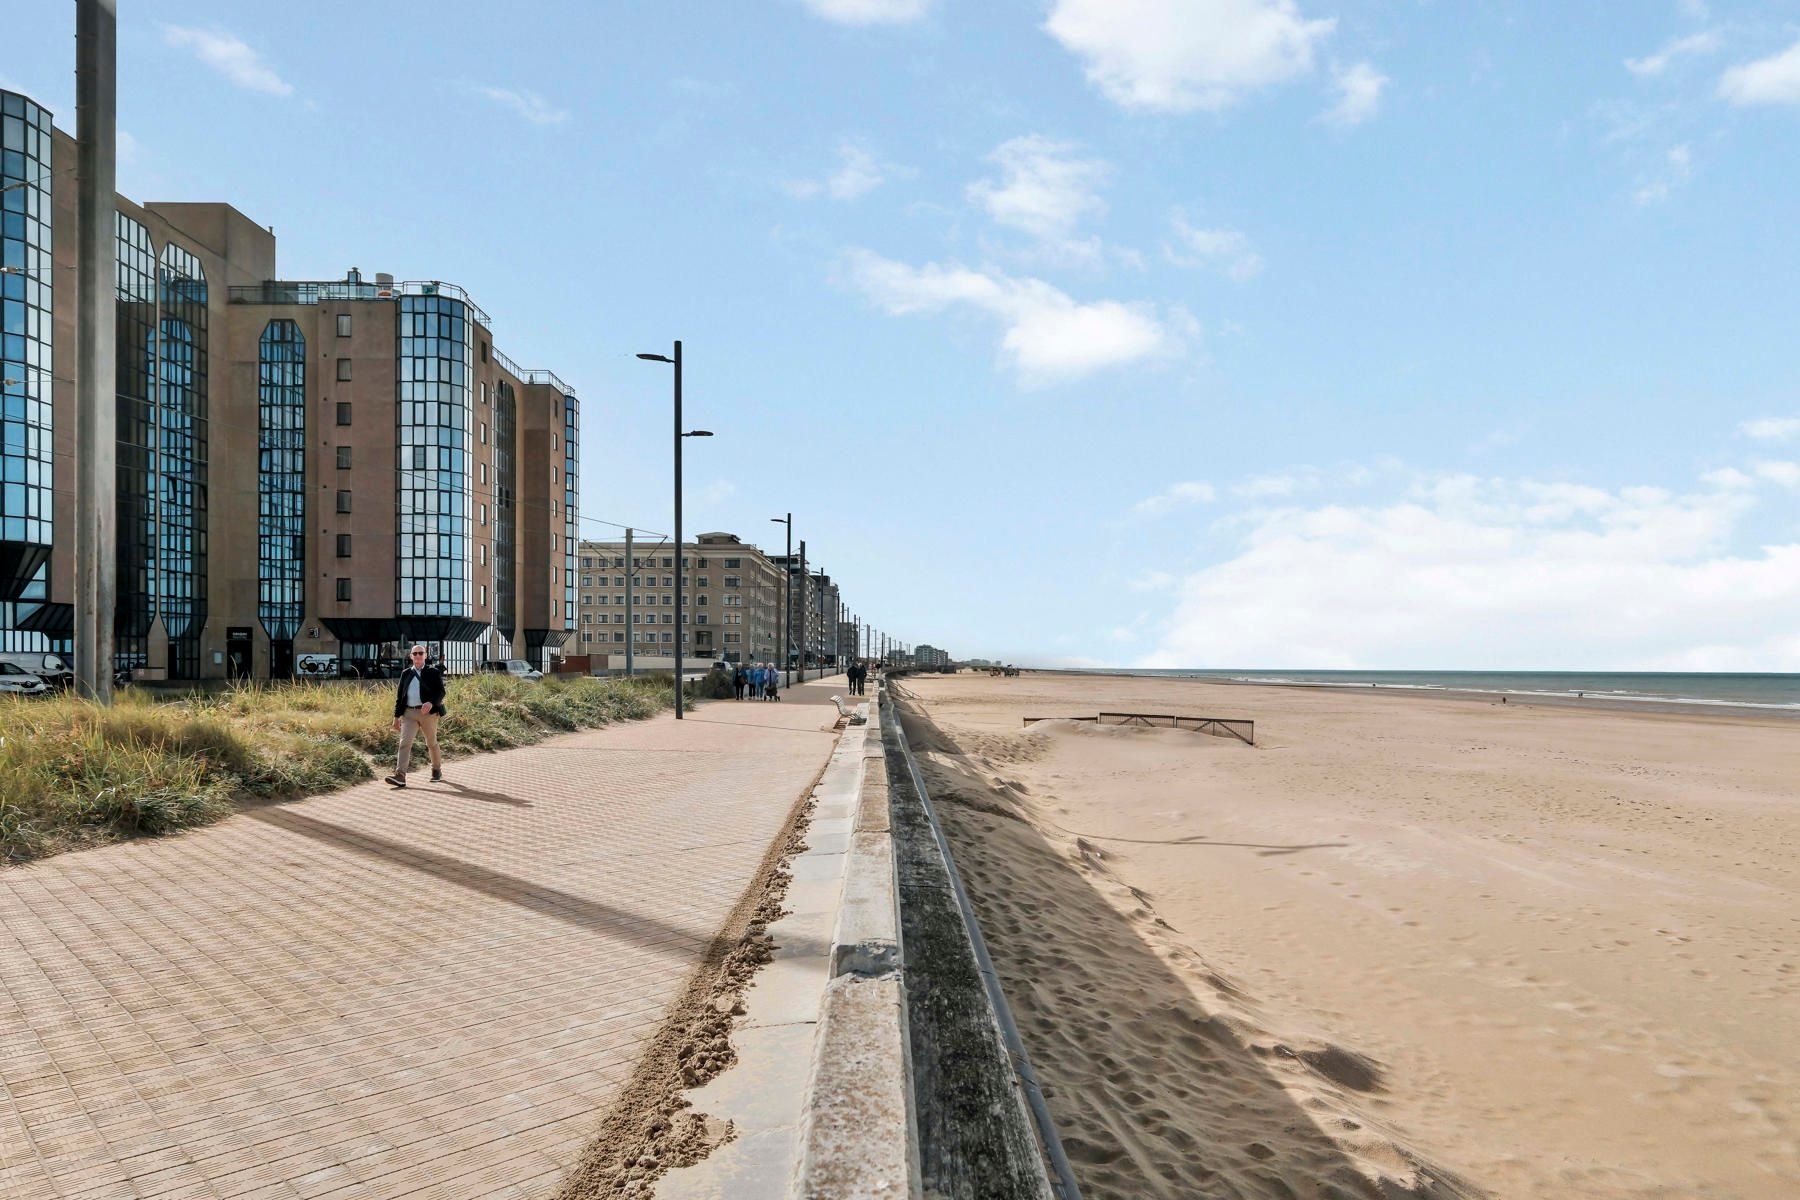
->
xmin=0 ymin=673 xmax=672 ymax=864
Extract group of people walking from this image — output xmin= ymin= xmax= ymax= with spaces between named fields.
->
xmin=733 ymin=663 xmax=783 ymax=701
xmin=846 ymin=661 xmax=871 ymax=695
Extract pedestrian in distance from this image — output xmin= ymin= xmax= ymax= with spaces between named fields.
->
xmin=733 ymin=665 xmax=747 ymax=700
xmin=767 ymin=663 xmax=781 ymax=702
xmin=748 ymin=662 xmax=763 ymax=700
xmin=386 ymin=645 xmax=445 ymax=788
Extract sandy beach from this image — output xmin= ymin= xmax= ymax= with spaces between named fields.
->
xmin=892 ymin=672 xmax=1799 ymax=1200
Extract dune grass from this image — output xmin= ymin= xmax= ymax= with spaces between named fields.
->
xmin=0 ymin=673 xmax=673 ymax=864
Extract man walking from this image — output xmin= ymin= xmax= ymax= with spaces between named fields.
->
xmin=386 ymin=644 xmax=445 ymax=788
xmin=733 ymin=665 xmax=747 ymax=701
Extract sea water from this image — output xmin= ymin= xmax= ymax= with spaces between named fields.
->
xmin=1074 ymin=670 xmax=1800 ymax=711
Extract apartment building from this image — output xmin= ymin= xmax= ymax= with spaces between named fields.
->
xmin=574 ymin=531 xmax=784 ymax=667
xmin=0 ymin=88 xmax=577 ymax=677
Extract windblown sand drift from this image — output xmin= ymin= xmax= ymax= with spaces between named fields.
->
xmin=897 ymin=673 xmax=1798 ymax=1200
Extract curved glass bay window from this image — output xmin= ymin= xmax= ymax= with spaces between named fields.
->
xmin=157 ymin=244 xmax=208 ymax=678
xmin=258 ymin=320 xmax=304 ymax=677
xmin=396 ymin=295 xmax=474 ymax=646
xmin=0 ymin=92 xmax=55 ymax=607
xmin=493 ymin=379 xmax=516 ymax=653
xmin=114 ymin=214 xmax=158 ymax=672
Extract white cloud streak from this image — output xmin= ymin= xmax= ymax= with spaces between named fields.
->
xmin=1166 ymin=208 xmax=1263 ymax=279
xmin=1044 ymin=0 xmax=1335 ymax=113
xmin=1740 ymin=416 xmax=1800 ymax=442
xmin=843 ymin=249 xmax=1187 ymax=385
xmin=1324 ymin=61 xmax=1388 ymax=125
xmin=1625 ymin=31 xmax=1721 ymax=77
xmin=786 ymin=141 xmax=895 ymax=200
xmin=476 ymin=86 xmax=569 ymax=125
xmin=1141 ymin=469 xmax=1800 ymax=670
xmin=1634 ymin=142 xmax=1694 ymax=205
xmin=160 ymin=26 xmax=292 ymax=96
xmin=800 ymin=0 xmax=931 ymax=25
xmin=1133 ymin=481 xmax=1217 ymax=517
xmin=1719 ymin=38 xmax=1800 ymax=106
xmin=967 ymin=135 xmax=1111 ymax=246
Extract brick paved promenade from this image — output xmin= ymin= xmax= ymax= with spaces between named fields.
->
xmin=0 ymin=678 xmax=851 ymax=1199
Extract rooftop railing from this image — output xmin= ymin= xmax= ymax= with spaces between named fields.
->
xmin=228 ymin=279 xmax=494 ymax=330
xmin=491 ymin=344 xmax=575 ymax=397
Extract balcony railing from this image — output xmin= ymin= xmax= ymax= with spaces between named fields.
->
xmin=228 ymin=279 xmax=493 ymax=330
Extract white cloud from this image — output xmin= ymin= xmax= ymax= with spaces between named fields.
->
xmin=967 ymin=135 xmax=1112 ymax=251
xmin=1140 ymin=468 xmax=1800 ymax=670
xmin=800 ymin=0 xmax=931 ymax=25
xmin=1625 ymin=31 xmax=1721 ymax=77
xmin=1166 ymin=208 xmax=1263 ymax=279
xmin=1634 ymin=142 xmax=1694 ymax=205
xmin=1044 ymin=0 xmax=1335 ymax=113
xmin=842 ymin=249 xmax=1186 ymax=385
xmin=786 ymin=141 xmax=896 ymax=200
xmin=475 ymin=86 xmax=569 ymax=125
xmin=1232 ymin=470 xmax=1316 ymax=499
xmin=1755 ymin=460 xmax=1800 ymax=488
xmin=1719 ymin=38 xmax=1800 ymax=106
xmin=1130 ymin=570 xmax=1178 ymax=592
xmin=1133 ymin=481 xmax=1217 ymax=517
xmin=1324 ymin=60 xmax=1388 ymax=126
xmin=160 ymin=26 xmax=292 ymax=96
xmin=1740 ymin=416 xmax=1800 ymax=442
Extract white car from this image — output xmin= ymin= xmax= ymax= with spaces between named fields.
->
xmin=0 ymin=663 xmax=50 ymax=696
xmin=478 ymin=659 xmax=544 ymax=681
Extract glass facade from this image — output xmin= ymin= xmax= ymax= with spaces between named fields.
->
xmin=258 ymin=320 xmax=304 ymax=676
xmin=561 ymin=391 xmax=578 ymax=630
xmin=396 ymin=294 xmax=473 ymax=625
xmin=114 ymin=213 xmax=158 ymax=673
xmin=157 ymin=243 xmax=208 ymax=678
xmin=493 ymin=378 xmax=516 ymax=647
xmin=0 ymin=91 xmax=54 ymax=618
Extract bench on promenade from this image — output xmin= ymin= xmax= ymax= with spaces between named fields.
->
xmin=1022 ymin=711 xmax=1255 ymax=745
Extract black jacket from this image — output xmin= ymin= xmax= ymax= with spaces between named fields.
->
xmin=393 ymin=664 xmax=447 ymax=718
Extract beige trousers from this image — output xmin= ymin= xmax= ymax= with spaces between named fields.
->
xmin=397 ymin=707 xmax=442 ymax=775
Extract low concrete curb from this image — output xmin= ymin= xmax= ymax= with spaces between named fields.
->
xmin=657 ymin=700 xmax=919 ymax=1200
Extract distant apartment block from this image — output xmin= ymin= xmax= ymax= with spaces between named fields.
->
xmin=575 ymin=532 xmax=786 ymax=666
xmin=0 ymin=87 xmax=577 ymax=677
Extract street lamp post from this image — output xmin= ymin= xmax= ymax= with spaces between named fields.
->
xmin=770 ymin=513 xmax=791 ymax=686
xmin=637 ymin=342 xmax=710 ymax=719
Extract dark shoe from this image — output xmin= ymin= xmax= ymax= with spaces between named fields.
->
xmin=430 ymin=770 xmax=442 ymax=782
xmin=385 ymin=773 xmax=407 ymax=788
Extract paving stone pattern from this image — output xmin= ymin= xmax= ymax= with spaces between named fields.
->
xmin=0 ymin=683 xmax=848 ymax=1199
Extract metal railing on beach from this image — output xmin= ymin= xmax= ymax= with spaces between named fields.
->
xmin=1022 ymin=711 xmax=1255 ymax=745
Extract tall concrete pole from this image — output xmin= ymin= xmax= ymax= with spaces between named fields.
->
xmin=797 ymin=540 xmax=807 ymax=681
xmin=624 ymin=527 xmax=634 ymax=676
xmin=75 ymin=0 xmax=118 ymax=704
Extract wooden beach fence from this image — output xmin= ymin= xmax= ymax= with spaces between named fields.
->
xmin=1022 ymin=712 xmax=1255 ymax=745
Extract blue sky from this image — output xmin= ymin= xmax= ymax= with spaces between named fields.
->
xmin=9 ymin=1 xmax=1800 ymax=669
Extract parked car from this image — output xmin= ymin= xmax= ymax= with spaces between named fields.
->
xmin=0 ymin=652 xmax=72 ymax=689
xmin=0 ymin=662 xmax=50 ymax=697
xmin=477 ymin=659 xmax=544 ymax=681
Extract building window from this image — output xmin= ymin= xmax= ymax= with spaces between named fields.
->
xmin=480 ymin=341 xmax=489 ymax=363
xmin=336 ymin=578 xmax=352 ymax=602
xmin=336 ymin=445 xmax=352 ymax=469
xmin=479 ymin=544 xmax=487 ymax=565
xmin=724 ymin=558 xmax=741 ymax=569
xmin=480 ymin=421 xmax=487 ymax=445
xmin=336 ymin=402 xmax=352 ymax=426
xmin=336 ymin=313 xmax=352 ymax=337
xmin=336 ymin=490 xmax=352 ymax=513
xmin=582 ymin=632 xmax=592 ymax=644
xmin=697 ymin=557 xmax=709 ymax=568
xmin=336 ymin=358 xmax=352 ymax=382
xmin=480 ymin=504 xmax=487 ymax=526
xmin=480 ymin=584 xmax=487 ymax=605
xmin=336 ymin=533 xmax=352 ymax=557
